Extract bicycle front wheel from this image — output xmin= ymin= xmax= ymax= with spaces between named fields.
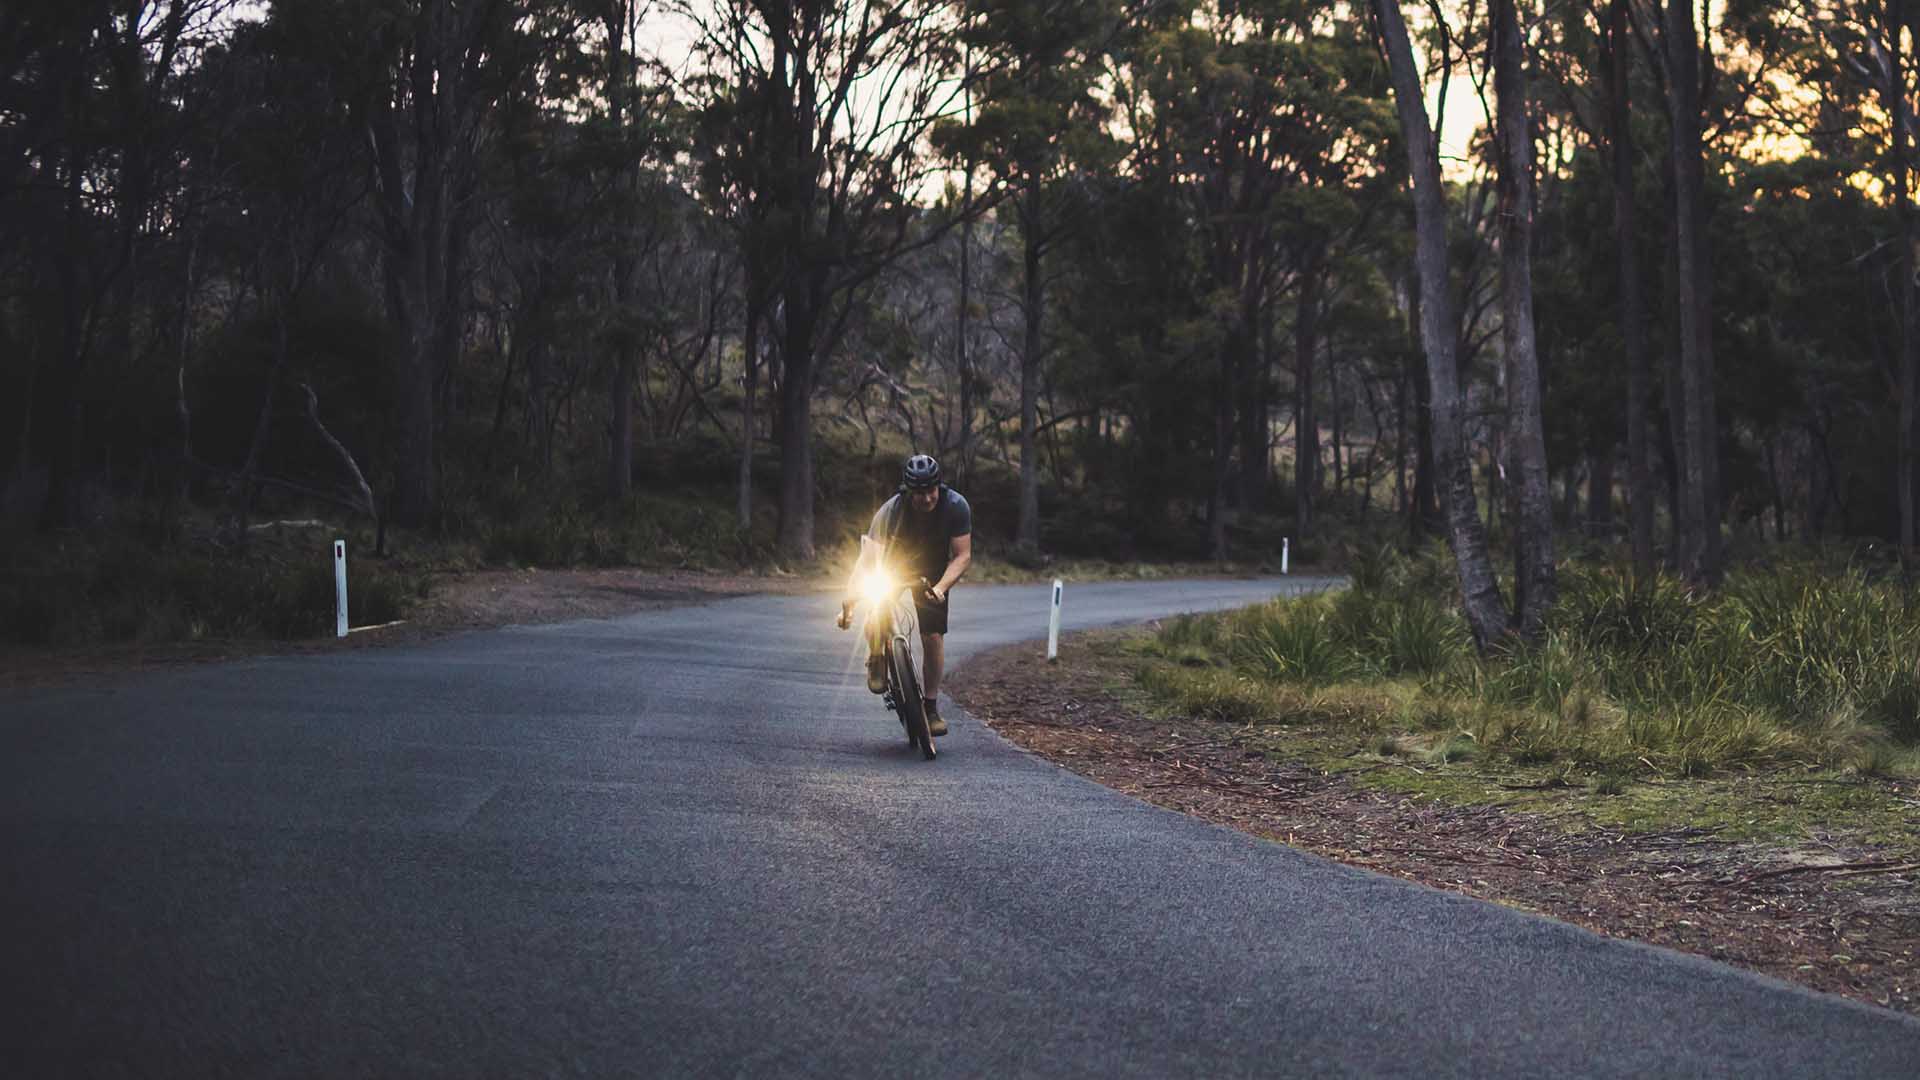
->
xmin=892 ymin=639 xmax=934 ymax=760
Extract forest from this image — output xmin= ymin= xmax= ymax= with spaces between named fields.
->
xmin=3 ymin=0 xmax=1916 ymax=647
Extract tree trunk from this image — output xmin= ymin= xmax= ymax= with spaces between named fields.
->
xmin=1888 ymin=0 xmax=1917 ymax=560
xmin=1017 ymin=178 xmax=1043 ymax=557
xmin=1210 ymin=330 xmax=1234 ymax=562
xmin=611 ymin=346 xmax=636 ymax=499
xmin=1588 ymin=445 xmax=1616 ymax=535
xmin=775 ymin=289 xmax=817 ymax=561
xmin=1660 ymin=150 xmax=1686 ymax=567
xmin=1373 ymin=0 xmax=1513 ymax=648
xmin=1294 ymin=257 xmax=1322 ymax=538
xmin=957 ymin=207 xmax=973 ymax=483
xmin=1667 ymin=0 xmax=1721 ymax=584
xmin=1395 ymin=353 xmax=1409 ymax=517
xmin=40 ymin=137 xmax=87 ymax=532
xmin=738 ymin=290 xmax=760 ymax=531
xmin=1611 ymin=0 xmax=1655 ymax=574
xmin=389 ymin=236 xmax=437 ymax=529
xmin=1330 ymin=350 xmax=1344 ymax=496
xmin=236 ymin=304 xmax=291 ymax=537
xmin=1494 ymin=0 xmax=1556 ymax=637
xmin=1406 ymin=267 xmax=1441 ymax=538
xmin=1238 ymin=278 xmax=1270 ymax=512
xmin=957 ymin=51 xmax=976 ymax=485
xmin=366 ymin=13 xmax=449 ymax=530
xmin=608 ymin=2 xmax=636 ymax=500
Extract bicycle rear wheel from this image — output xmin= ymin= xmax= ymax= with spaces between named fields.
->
xmin=892 ymin=640 xmax=934 ymax=760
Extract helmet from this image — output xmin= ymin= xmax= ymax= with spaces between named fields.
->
xmin=902 ymin=454 xmax=942 ymax=491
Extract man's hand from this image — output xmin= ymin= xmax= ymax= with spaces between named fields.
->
xmin=835 ymin=600 xmax=853 ymax=630
xmin=924 ymin=583 xmax=947 ymax=605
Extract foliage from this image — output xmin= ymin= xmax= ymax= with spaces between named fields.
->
xmin=0 ymin=523 xmax=425 ymax=647
xmin=1138 ymin=549 xmax=1920 ymax=779
xmin=7 ymin=0 xmax=1920 ymax=650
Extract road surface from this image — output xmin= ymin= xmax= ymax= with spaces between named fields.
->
xmin=3 ymin=577 xmax=1917 ymax=1076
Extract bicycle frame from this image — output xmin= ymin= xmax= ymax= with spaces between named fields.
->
xmin=851 ymin=566 xmax=919 ymax=649
xmin=848 ymin=566 xmax=934 ymax=759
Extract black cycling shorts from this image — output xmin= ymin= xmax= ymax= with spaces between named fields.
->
xmin=915 ymin=590 xmax=950 ymax=635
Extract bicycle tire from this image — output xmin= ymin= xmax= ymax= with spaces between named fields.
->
xmin=892 ymin=640 xmax=934 ymax=760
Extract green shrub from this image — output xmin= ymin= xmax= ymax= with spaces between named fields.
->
xmin=1554 ymin=564 xmax=1698 ymax=657
xmin=1589 ymin=772 xmax=1628 ymax=796
xmin=1345 ymin=542 xmax=1399 ymax=593
xmin=1865 ymin=664 xmax=1920 ymax=745
xmin=1325 ymin=588 xmax=1387 ymax=652
xmin=1134 ymin=664 xmax=1278 ymax=724
xmin=1156 ymin=612 xmax=1225 ymax=654
xmin=1427 ymin=733 xmax=1478 ymax=764
xmin=1380 ymin=598 xmax=1470 ymax=677
xmin=1234 ymin=597 xmax=1360 ymax=686
xmin=0 ymin=531 xmax=429 ymax=647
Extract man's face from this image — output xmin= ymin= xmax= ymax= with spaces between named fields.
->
xmin=909 ymin=486 xmax=939 ymax=513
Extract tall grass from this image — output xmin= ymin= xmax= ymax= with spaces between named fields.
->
xmin=1138 ymin=546 xmax=1920 ymax=775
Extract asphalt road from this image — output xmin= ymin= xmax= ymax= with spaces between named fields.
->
xmin=3 ymin=576 xmax=1918 ymax=1077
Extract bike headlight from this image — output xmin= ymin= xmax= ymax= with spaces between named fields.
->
xmin=857 ymin=569 xmax=893 ymax=606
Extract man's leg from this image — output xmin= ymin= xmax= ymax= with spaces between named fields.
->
xmin=922 ymin=632 xmax=944 ymax=698
xmin=920 ymin=631 xmax=948 ymax=736
xmin=864 ymin=618 xmax=887 ymax=694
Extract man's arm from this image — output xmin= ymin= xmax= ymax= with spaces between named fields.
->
xmin=930 ymin=533 xmax=972 ymax=601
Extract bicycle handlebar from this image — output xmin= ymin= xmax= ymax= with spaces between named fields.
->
xmin=835 ymin=575 xmax=944 ymax=630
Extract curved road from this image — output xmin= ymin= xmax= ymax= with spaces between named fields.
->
xmin=3 ymin=577 xmax=1917 ymax=1077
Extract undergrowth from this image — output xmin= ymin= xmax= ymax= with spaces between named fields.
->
xmin=1136 ymin=544 xmax=1920 ymax=779
xmin=0 ymin=523 xmax=426 ymax=647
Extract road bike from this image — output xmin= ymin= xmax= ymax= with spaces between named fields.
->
xmin=837 ymin=568 xmax=940 ymax=761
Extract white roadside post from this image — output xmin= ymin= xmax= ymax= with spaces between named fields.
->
xmin=1046 ymin=578 xmax=1063 ymax=662
xmin=333 ymin=540 xmax=349 ymax=638
xmin=1281 ymin=537 xmax=1290 ymax=575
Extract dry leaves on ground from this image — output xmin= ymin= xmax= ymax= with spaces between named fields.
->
xmin=950 ymin=635 xmax=1920 ymax=1018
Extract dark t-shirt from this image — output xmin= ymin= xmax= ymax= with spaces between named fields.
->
xmin=868 ymin=487 xmax=972 ymax=579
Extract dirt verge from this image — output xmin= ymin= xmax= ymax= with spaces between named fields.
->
xmin=950 ymin=631 xmax=1920 ymax=1018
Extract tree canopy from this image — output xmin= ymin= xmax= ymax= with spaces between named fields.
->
xmin=4 ymin=0 xmax=1916 ymax=639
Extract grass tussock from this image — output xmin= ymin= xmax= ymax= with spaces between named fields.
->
xmin=1134 ymin=544 xmax=1920 ymax=779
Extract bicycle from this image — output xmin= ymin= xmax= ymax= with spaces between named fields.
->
xmin=837 ymin=569 xmax=941 ymax=761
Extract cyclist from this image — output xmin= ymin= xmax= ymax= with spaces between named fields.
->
xmin=843 ymin=453 xmax=973 ymax=737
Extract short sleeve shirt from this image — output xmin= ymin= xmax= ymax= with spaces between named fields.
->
xmin=868 ymin=488 xmax=972 ymax=579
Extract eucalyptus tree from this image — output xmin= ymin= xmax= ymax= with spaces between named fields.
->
xmin=199 ymin=13 xmax=377 ymax=535
xmin=320 ymin=0 xmax=557 ymax=528
xmin=1659 ymin=0 xmax=1723 ymax=583
xmin=3 ymin=0 xmax=214 ymax=529
xmin=1050 ymin=170 xmax=1216 ymax=551
xmin=1370 ymin=0 xmax=1510 ymax=647
xmin=1128 ymin=0 xmax=1394 ymax=559
xmin=1781 ymin=0 xmax=1919 ymax=555
xmin=936 ymin=0 xmax=1121 ymax=559
xmin=596 ymin=0 xmax=654 ymax=499
xmin=1607 ymin=0 xmax=1655 ymax=572
xmin=680 ymin=0 xmax=971 ymax=560
xmin=1491 ymin=0 xmax=1553 ymax=634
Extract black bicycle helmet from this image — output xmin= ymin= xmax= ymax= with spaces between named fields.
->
xmin=902 ymin=454 xmax=942 ymax=491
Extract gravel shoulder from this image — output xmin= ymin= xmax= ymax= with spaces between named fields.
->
xmin=949 ymin=629 xmax=1920 ymax=1018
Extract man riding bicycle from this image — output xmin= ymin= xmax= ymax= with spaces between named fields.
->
xmin=843 ymin=454 xmax=973 ymax=737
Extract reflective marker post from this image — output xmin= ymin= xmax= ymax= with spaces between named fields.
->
xmin=1047 ymin=578 xmax=1063 ymax=662
xmin=1281 ymin=537 xmax=1290 ymax=575
xmin=334 ymin=540 xmax=349 ymax=638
